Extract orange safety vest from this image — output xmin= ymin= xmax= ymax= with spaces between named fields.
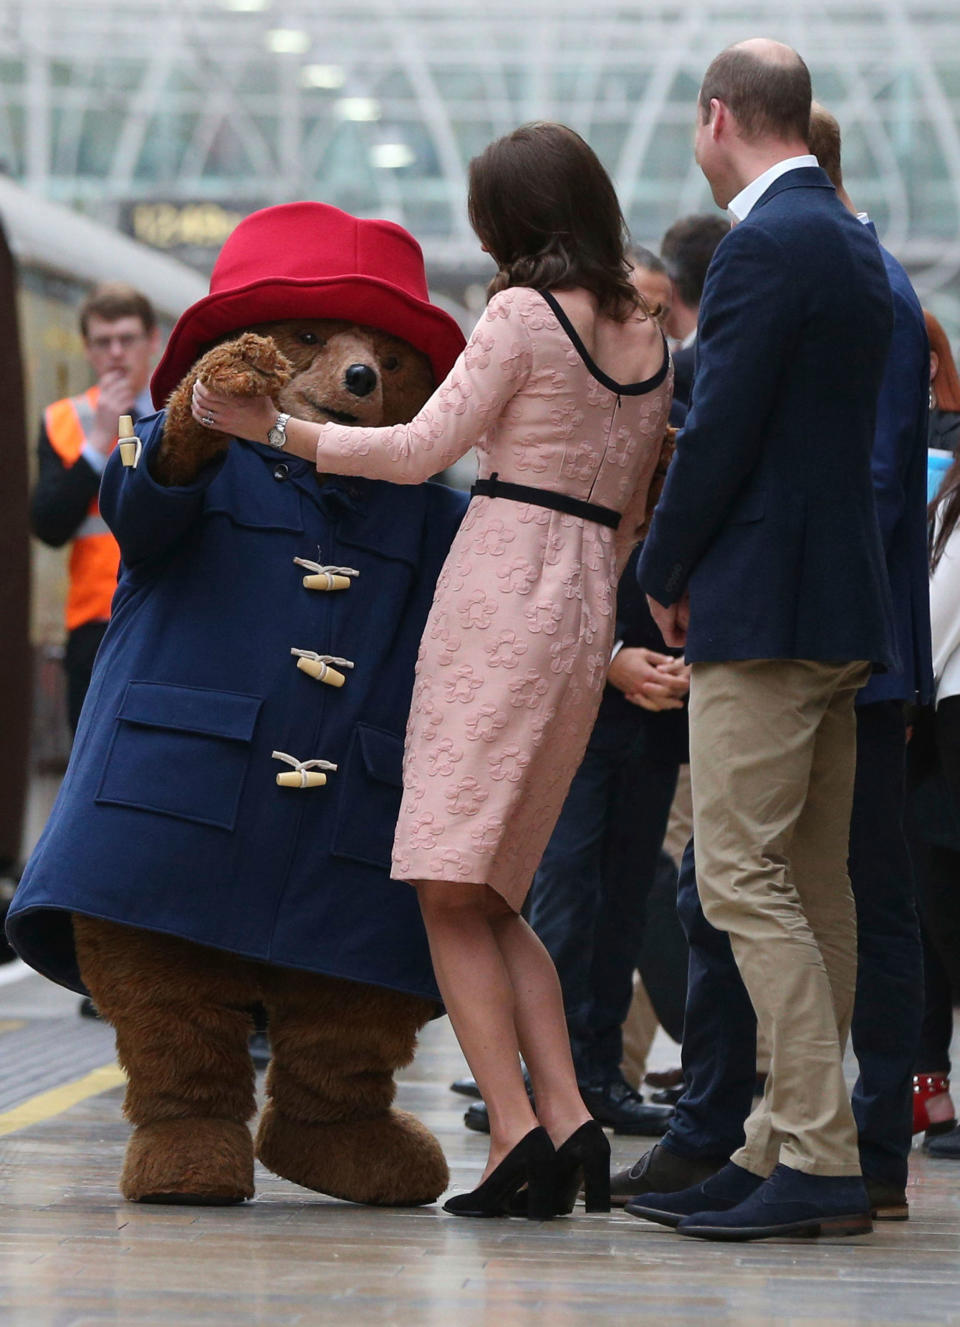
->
xmin=44 ymin=387 xmax=121 ymax=632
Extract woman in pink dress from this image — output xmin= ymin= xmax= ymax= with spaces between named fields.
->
xmin=193 ymin=123 xmax=673 ymax=1219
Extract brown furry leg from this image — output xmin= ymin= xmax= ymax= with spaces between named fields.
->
xmin=73 ymin=915 xmax=258 ymax=1204
xmin=255 ymin=972 xmax=448 ymax=1206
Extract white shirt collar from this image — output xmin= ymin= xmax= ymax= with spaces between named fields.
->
xmin=680 ymin=328 xmax=697 ymax=350
xmin=727 ymin=154 xmax=818 ymax=223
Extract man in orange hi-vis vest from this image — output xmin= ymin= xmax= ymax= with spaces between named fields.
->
xmin=31 ymin=284 xmax=159 ymax=732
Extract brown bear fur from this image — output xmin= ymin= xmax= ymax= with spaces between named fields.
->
xmin=152 ymin=320 xmax=434 ymax=486
xmin=73 ymin=319 xmax=448 ymax=1208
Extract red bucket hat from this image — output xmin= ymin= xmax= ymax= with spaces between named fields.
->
xmin=151 ymin=202 xmax=466 ymax=407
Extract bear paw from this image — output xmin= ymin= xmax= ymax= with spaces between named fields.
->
xmin=255 ymin=1103 xmax=449 ymax=1206
xmin=121 ymin=1118 xmax=255 ymax=1205
xmin=196 ymin=332 xmax=293 ymax=398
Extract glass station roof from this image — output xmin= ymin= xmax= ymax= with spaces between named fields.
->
xmin=0 ymin=0 xmax=958 ymax=329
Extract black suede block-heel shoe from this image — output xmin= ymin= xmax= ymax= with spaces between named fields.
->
xmin=443 ymin=1126 xmax=557 ymax=1220
xmin=554 ymin=1119 xmax=611 ymax=1214
xmin=508 ymin=1119 xmax=611 ymax=1216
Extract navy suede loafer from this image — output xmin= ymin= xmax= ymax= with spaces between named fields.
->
xmin=677 ymin=1164 xmax=872 ymax=1242
xmin=624 ymin=1161 xmax=763 ymax=1228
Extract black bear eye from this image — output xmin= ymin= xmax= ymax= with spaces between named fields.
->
xmin=382 ymin=355 xmax=400 ymax=371
xmin=298 ymin=331 xmax=321 ymax=346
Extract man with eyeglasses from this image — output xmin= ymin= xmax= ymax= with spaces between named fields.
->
xmin=32 ymin=283 xmax=159 ymax=732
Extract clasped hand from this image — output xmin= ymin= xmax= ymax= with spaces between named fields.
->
xmin=191 ymin=380 xmax=275 ymax=442
xmin=607 ymin=646 xmax=690 ymax=712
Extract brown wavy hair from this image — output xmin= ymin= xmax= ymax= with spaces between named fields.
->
xmin=467 ymin=122 xmax=641 ymax=321
xmin=927 ymin=310 xmax=960 ymax=570
xmin=926 ymin=310 xmax=960 ymax=412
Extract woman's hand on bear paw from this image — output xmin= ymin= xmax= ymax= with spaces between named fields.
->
xmin=192 ymin=379 xmax=277 ymax=444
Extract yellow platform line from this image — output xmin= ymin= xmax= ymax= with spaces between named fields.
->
xmin=0 ymin=1062 xmax=126 ymax=1137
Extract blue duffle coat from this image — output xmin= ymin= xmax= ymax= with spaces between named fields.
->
xmin=8 ymin=413 xmax=466 ymax=1000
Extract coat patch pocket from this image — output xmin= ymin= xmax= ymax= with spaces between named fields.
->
xmin=95 ymin=681 xmax=263 ymax=831
xmin=331 ymin=724 xmax=404 ymax=870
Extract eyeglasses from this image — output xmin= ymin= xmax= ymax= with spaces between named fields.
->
xmin=87 ymin=332 xmax=148 ymax=352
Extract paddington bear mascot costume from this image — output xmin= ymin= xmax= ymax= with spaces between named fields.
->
xmin=7 ymin=203 xmax=468 ymax=1207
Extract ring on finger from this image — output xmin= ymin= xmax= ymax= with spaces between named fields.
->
xmin=201 ymin=413 xmax=215 ymax=428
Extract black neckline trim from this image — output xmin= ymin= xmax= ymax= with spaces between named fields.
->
xmin=539 ymin=290 xmax=670 ymax=395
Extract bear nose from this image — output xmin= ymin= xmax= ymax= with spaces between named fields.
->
xmin=344 ymin=364 xmax=378 ymax=398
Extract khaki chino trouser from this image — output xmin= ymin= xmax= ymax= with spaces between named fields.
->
xmin=688 ymin=658 xmax=871 ymax=1178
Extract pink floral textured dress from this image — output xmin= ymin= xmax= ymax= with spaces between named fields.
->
xmin=314 ymin=286 xmax=673 ymax=909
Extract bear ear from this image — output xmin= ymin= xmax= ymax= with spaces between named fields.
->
xmin=379 ymin=343 xmax=435 ymax=425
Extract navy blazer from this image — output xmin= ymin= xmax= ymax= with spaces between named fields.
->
xmin=670 ymin=342 xmax=696 ymax=408
xmin=639 ymin=168 xmax=897 ymax=668
xmin=859 ymin=227 xmax=933 ymax=706
xmin=8 ymin=413 xmax=466 ymax=1000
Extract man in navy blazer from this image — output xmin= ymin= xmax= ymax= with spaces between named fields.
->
xmin=618 ymin=104 xmax=932 ymax=1228
xmin=634 ymin=40 xmax=897 ymax=1242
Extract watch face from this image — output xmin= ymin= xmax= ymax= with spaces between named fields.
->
xmin=267 ymin=425 xmax=284 ymax=448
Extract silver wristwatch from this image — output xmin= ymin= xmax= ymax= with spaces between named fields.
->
xmin=266 ymin=412 xmax=291 ymax=450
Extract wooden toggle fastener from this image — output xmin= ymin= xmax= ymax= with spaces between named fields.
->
xmin=290 ymin=649 xmax=355 ymax=688
xmin=272 ymin=750 xmax=338 ymax=789
xmin=294 ymin=556 xmax=360 ymax=592
xmin=118 ymin=415 xmax=142 ymax=469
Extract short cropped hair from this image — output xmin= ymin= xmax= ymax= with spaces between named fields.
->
xmin=660 ymin=215 xmax=730 ymax=308
xmin=808 ymin=103 xmax=843 ymax=189
xmin=630 ymin=247 xmax=667 ymax=276
xmin=79 ymin=283 xmax=156 ymax=339
xmin=699 ymin=44 xmax=812 ymax=144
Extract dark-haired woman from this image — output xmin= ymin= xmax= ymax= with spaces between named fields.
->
xmin=193 ymin=122 xmax=673 ymax=1217
xmin=926 ymin=310 xmax=960 ymax=455
xmin=911 ymin=445 xmax=960 ymax=1156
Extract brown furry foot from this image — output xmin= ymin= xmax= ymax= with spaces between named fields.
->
xmin=122 ymin=1118 xmax=255 ymax=1205
xmin=255 ymin=1103 xmax=448 ymax=1206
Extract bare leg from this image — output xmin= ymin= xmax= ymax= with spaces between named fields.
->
xmin=416 ymin=880 xmax=538 ymax=1175
xmin=491 ymin=910 xmax=592 ymax=1147
xmin=416 ymin=880 xmax=589 ymax=1175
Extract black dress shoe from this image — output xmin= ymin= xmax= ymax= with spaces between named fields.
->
xmin=248 ymin=1030 xmax=271 ymax=1069
xmin=452 ymin=1066 xmax=533 ymax=1100
xmin=444 ymin=1127 xmax=557 ymax=1220
xmin=650 ymin=1086 xmax=685 ymax=1106
xmin=579 ymin=1078 xmax=673 ymax=1136
xmin=924 ymin=1122 xmax=960 ymax=1158
xmin=610 ymin=1142 xmax=725 ymax=1207
xmin=450 ymin=1076 xmax=483 ymax=1099
xmin=464 ymin=1101 xmax=491 ymax=1133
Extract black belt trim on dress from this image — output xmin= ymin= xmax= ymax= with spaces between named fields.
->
xmin=470 ymin=474 xmax=621 ymax=529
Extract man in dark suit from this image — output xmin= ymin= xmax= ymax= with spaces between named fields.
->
xmin=659 ymin=214 xmax=729 ymax=407
xmin=635 ymin=41 xmax=897 ymax=1242
xmin=616 ymin=104 xmax=933 ymax=1229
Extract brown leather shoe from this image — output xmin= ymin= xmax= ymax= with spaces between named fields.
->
xmin=644 ymin=1067 xmax=684 ymax=1090
xmin=610 ymin=1141 xmax=725 ymax=1207
xmin=865 ymin=1177 xmax=909 ymax=1221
